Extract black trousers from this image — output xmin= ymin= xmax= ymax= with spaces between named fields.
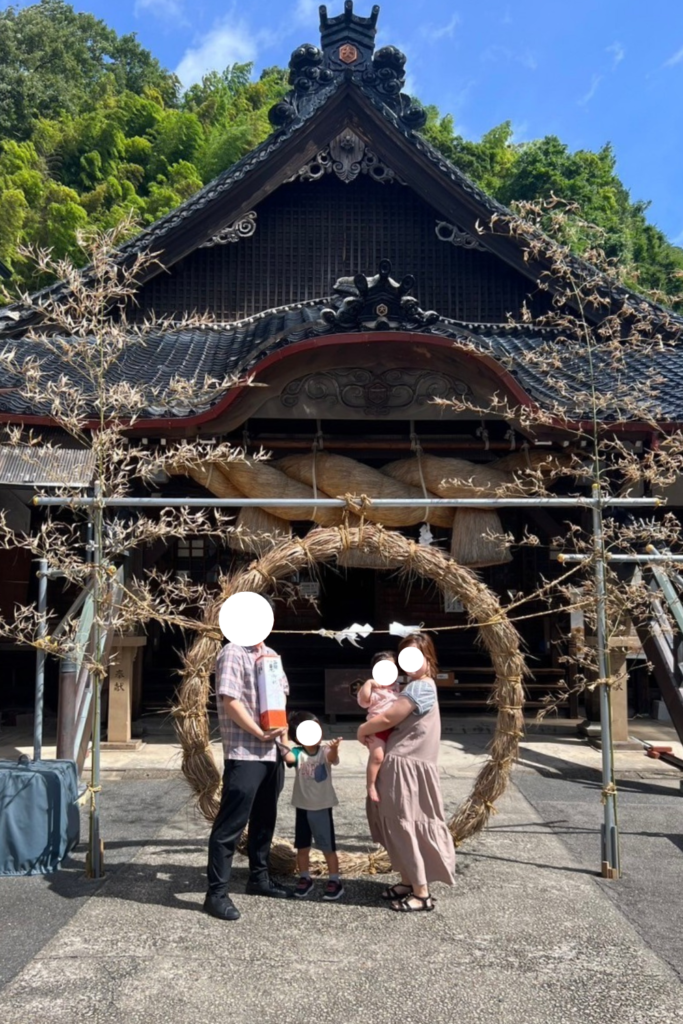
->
xmin=206 ymin=758 xmax=285 ymax=896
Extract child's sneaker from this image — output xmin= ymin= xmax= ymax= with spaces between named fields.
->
xmin=294 ymin=876 xmax=314 ymax=898
xmin=322 ymin=879 xmax=344 ymax=901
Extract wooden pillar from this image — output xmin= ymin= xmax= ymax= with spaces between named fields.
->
xmin=102 ymin=636 xmax=146 ymax=750
xmin=579 ymin=625 xmax=641 ymax=748
xmin=56 ymin=657 xmax=78 ymax=760
xmin=607 ymin=639 xmax=631 ymax=743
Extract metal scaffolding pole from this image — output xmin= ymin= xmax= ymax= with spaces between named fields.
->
xmin=33 ymin=495 xmax=663 ymax=509
xmin=86 ymin=486 xmax=104 ymax=880
xmin=558 ymin=554 xmax=683 ymax=563
xmin=592 ymin=488 xmax=620 ymax=879
xmin=33 ymin=558 xmax=48 ymax=762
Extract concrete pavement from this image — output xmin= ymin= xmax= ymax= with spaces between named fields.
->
xmin=1 ymin=719 xmax=682 ymax=1023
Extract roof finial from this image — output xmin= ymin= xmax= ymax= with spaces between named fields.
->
xmin=318 ymin=2 xmax=380 ymax=69
xmin=268 ymin=3 xmax=426 ymax=132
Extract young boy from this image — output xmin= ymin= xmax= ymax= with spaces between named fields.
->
xmin=279 ymin=711 xmax=344 ymax=901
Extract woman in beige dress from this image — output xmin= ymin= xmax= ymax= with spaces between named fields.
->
xmin=358 ymin=633 xmax=456 ymax=912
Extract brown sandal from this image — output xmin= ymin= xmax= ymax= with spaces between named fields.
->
xmin=390 ymin=893 xmax=435 ymax=912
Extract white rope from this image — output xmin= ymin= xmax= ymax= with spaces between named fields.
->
xmin=311 ymin=423 xmax=324 ymax=522
xmin=410 ymin=423 xmax=430 ymax=523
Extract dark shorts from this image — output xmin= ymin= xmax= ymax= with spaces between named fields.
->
xmin=294 ymin=807 xmax=336 ymax=853
xmin=375 ymin=728 xmax=394 ymax=744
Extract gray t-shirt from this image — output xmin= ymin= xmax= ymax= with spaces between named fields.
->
xmin=402 ymin=678 xmax=437 ymax=716
xmin=290 ymin=743 xmax=339 ymax=811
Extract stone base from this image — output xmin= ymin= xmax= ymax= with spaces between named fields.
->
xmin=577 ymin=721 xmax=643 ymax=750
xmin=100 ymin=740 xmax=145 ymax=751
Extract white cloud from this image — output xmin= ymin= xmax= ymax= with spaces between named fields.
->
xmin=663 ymin=44 xmax=683 ymax=67
xmin=404 ymin=71 xmax=418 ymax=97
xmin=510 ymin=121 xmax=530 ymax=143
xmin=135 ymin=0 xmax=187 ymax=22
xmin=450 ymin=79 xmax=477 ymax=113
xmin=175 ymin=18 xmax=259 ymax=88
xmin=420 ymin=14 xmax=460 ymax=43
xmin=578 ymin=73 xmax=602 ymax=106
xmin=481 ymin=45 xmax=537 ymax=70
xmin=294 ymin=0 xmax=318 ymax=26
xmin=606 ymin=41 xmax=625 ymax=69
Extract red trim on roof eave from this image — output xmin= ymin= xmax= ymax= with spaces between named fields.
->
xmin=0 ymin=331 xmax=537 ymax=431
xmin=0 ymin=331 xmax=675 ymax=435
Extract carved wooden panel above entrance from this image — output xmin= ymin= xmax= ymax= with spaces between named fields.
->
xmin=279 ymin=367 xmax=472 ymax=418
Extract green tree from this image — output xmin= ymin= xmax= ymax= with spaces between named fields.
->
xmin=0 ymin=0 xmax=178 ymax=140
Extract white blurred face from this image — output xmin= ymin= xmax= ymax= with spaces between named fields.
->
xmin=296 ymin=720 xmax=322 ymax=747
xmin=372 ymin=659 xmax=398 ymax=687
xmin=398 ymin=645 xmax=425 ymax=677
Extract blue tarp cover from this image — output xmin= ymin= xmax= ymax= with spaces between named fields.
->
xmin=0 ymin=758 xmax=80 ymax=875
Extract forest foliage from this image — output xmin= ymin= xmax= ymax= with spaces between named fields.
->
xmin=1 ymin=0 xmax=682 ymax=307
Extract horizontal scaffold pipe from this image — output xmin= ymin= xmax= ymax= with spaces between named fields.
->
xmin=557 ymin=553 xmax=683 ymax=563
xmin=33 ymin=496 xmax=664 ymax=509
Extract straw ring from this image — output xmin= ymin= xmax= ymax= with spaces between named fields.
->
xmin=174 ymin=523 xmax=527 ymax=870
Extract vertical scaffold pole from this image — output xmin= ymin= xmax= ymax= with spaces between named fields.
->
xmin=33 ymin=557 xmax=48 ymax=761
xmin=87 ymin=485 xmax=104 ymax=879
xmin=592 ymin=485 xmax=620 ymax=879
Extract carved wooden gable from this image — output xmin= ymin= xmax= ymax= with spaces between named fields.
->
xmin=135 ymin=171 xmax=547 ymax=324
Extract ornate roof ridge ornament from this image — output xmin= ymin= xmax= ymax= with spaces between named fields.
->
xmin=435 ymin=220 xmax=487 ymax=252
xmin=201 ymin=211 xmax=257 ymax=248
xmin=268 ymin=3 xmax=427 ymax=132
xmin=320 ymin=1 xmax=380 ymax=57
xmin=286 ymin=129 xmax=405 ymax=185
xmin=320 ymin=259 xmax=439 ymax=330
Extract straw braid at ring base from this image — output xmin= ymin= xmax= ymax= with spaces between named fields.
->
xmin=174 ymin=522 xmax=527 ymax=877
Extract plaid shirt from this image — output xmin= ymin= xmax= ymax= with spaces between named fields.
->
xmin=215 ymin=643 xmax=289 ymax=761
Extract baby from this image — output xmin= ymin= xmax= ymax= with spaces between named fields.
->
xmin=357 ymin=650 xmax=401 ymax=803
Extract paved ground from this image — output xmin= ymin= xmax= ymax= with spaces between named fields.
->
xmin=1 ymin=719 xmax=682 ymax=1024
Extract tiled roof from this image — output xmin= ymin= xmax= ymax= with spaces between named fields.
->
xmin=1 ymin=297 xmax=680 ymax=422
xmin=0 ymin=444 xmax=95 ymax=486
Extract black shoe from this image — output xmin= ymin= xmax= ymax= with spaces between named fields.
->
xmin=322 ymin=879 xmax=345 ymax=901
xmin=245 ymin=877 xmax=293 ymax=899
xmin=203 ymin=893 xmax=241 ymax=921
xmin=294 ymin=876 xmax=314 ymax=899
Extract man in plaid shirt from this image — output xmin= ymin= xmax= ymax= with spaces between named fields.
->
xmin=204 ymin=640 xmax=292 ymax=921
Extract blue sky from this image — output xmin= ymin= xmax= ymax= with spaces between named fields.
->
xmin=7 ymin=0 xmax=683 ymax=244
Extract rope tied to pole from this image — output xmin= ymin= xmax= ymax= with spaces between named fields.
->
xmin=601 ymin=781 xmax=618 ymax=804
xmin=78 ymin=782 xmax=102 ymax=809
xmin=343 ymin=492 xmax=374 ymax=516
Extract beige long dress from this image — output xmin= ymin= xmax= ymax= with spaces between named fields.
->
xmin=366 ymin=683 xmax=456 ymax=888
